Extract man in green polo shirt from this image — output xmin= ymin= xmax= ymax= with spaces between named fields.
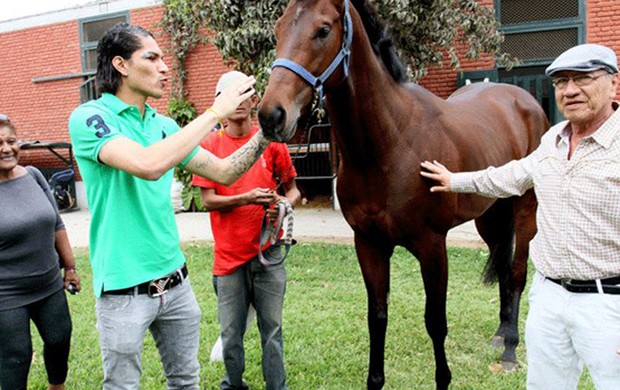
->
xmin=68 ymin=23 xmax=271 ymax=389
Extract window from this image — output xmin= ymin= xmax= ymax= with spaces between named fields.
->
xmin=495 ymin=0 xmax=584 ymax=66
xmin=502 ymin=28 xmax=578 ymax=64
xmin=494 ymin=0 xmax=584 ymax=124
xmin=79 ymin=13 xmax=129 ymax=73
xmin=499 ymin=0 xmax=579 ymax=25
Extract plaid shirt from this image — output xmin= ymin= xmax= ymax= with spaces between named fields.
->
xmin=452 ymin=104 xmax=620 ymax=280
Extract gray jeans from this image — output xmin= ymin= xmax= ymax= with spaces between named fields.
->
xmin=95 ymin=278 xmax=201 ymax=390
xmin=213 ymin=252 xmax=288 ymax=390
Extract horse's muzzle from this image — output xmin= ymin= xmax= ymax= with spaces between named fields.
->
xmin=258 ymin=105 xmax=291 ymax=142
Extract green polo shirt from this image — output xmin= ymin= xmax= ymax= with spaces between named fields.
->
xmin=69 ymin=93 xmax=198 ymax=297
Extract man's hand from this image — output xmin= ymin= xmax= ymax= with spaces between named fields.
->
xmin=420 ymin=160 xmax=453 ymax=192
xmin=264 ymin=192 xmax=290 ymax=220
xmin=246 ymin=188 xmax=278 ymax=207
xmin=211 ymin=76 xmax=256 ymax=119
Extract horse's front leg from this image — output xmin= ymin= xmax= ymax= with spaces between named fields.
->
xmin=410 ymin=232 xmax=451 ymax=390
xmin=354 ymin=233 xmax=394 ymax=390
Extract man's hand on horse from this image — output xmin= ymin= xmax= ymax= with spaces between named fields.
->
xmin=420 ymin=160 xmax=452 ymax=192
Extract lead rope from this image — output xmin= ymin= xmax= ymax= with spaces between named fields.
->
xmin=258 ymin=199 xmax=294 ymax=266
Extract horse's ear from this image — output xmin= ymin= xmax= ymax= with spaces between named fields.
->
xmin=349 ymin=0 xmax=364 ymax=11
xmin=349 ymin=0 xmax=362 ymax=5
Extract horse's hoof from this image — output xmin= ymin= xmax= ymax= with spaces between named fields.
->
xmin=487 ymin=361 xmax=519 ymax=374
xmin=367 ymin=374 xmax=385 ymax=390
xmin=501 ymin=360 xmax=519 ymax=373
xmin=491 ymin=335 xmax=505 ymax=349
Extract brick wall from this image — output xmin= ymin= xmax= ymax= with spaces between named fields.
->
xmin=418 ymin=0 xmax=495 ymax=98
xmin=183 ymin=31 xmax=233 ymax=112
xmin=586 ymin=0 xmax=620 ymax=53
xmin=0 ymin=19 xmax=82 ymax=167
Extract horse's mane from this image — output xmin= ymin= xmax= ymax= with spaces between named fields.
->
xmin=351 ymin=0 xmax=408 ymax=84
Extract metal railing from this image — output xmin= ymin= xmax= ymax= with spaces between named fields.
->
xmin=287 ymin=123 xmax=338 ymax=181
xmin=80 ymin=76 xmax=99 ymax=103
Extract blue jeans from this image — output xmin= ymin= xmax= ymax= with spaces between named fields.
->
xmin=213 ymin=253 xmax=288 ymax=390
xmin=95 ymin=278 xmax=201 ymax=390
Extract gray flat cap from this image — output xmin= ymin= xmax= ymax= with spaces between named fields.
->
xmin=546 ymin=44 xmax=619 ymax=76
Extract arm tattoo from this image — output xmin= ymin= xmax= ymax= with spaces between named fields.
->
xmin=229 ymin=131 xmax=270 ymax=176
xmin=191 ymin=157 xmax=210 ymax=172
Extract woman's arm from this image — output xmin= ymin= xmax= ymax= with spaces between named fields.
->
xmin=55 ymin=229 xmax=81 ymax=292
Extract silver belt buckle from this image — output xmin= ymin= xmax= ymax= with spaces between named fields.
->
xmin=560 ymin=279 xmax=572 ymax=288
xmin=148 ymin=277 xmax=172 ymax=297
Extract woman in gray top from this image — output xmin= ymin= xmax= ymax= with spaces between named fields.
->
xmin=0 ymin=115 xmax=80 ymax=390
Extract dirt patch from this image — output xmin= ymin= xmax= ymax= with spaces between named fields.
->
xmin=294 ymin=236 xmax=485 ymax=248
xmin=293 ymin=235 xmax=354 ymax=245
xmin=297 ymin=194 xmax=334 ymax=209
xmin=445 ymin=239 xmax=487 ymax=249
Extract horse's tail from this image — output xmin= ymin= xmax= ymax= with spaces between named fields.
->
xmin=482 ymin=234 xmax=514 ymax=285
xmin=477 ymin=199 xmax=516 ymax=285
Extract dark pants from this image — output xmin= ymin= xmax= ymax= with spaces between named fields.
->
xmin=0 ymin=288 xmax=72 ymax=389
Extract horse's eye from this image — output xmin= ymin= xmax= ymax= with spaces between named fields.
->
xmin=316 ymin=26 xmax=331 ymax=39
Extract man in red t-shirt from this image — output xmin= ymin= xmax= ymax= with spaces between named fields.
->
xmin=192 ymin=71 xmax=300 ymax=390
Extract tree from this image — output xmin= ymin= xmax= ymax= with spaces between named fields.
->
xmin=205 ymin=0 xmax=515 ymax=90
xmin=159 ymin=0 xmax=209 ymax=101
xmin=159 ymin=0 xmax=210 ymax=211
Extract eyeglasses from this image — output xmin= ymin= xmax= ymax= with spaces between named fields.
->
xmin=0 ymin=114 xmax=10 ymax=122
xmin=551 ymin=73 xmax=610 ymax=89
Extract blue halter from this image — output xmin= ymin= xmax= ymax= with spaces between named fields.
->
xmin=271 ymin=0 xmax=353 ymax=106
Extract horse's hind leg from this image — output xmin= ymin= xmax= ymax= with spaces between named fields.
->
xmin=474 ymin=198 xmax=522 ymax=371
xmin=354 ymin=233 xmax=394 ymax=390
xmin=504 ymin=190 xmax=536 ymax=368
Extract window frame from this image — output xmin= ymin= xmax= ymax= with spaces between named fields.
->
xmin=494 ymin=0 xmax=586 ymax=67
xmin=78 ymin=12 xmax=130 ymax=74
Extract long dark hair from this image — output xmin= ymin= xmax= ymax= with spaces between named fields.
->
xmin=96 ymin=23 xmax=153 ymax=95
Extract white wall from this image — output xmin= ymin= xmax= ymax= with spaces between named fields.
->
xmin=0 ymin=0 xmax=162 ymax=33
xmin=75 ymin=180 xmax=88 ymax=210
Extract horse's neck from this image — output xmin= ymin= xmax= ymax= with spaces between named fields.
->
xmin=324 ymin=6 xmax=411 ymax=165
xmin=326 ymin=53 xmax=413 ymax=166
xmin=325 ymin=5 xmax=451 ymax=167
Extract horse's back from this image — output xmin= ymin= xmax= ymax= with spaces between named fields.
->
xmin=442 ymin=82 xmax=548 ymax=159
xmin=448 ymin=82 xmax=543 ymax=120
xmin=448 ymin=82 xmax=546 ymax=128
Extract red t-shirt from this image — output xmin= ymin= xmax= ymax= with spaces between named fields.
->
xmin=192 ymin=125 xmax=297 ymax=276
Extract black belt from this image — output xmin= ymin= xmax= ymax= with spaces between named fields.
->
xmin=103 ymin=264 xmax=188 ymax=297
xmin=546 ymin=275 xmax=620 ymax=294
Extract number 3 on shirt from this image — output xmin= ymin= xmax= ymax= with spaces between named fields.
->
xmin=87 ymin=115 xmax=111 ymax=138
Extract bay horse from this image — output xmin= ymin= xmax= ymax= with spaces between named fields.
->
xmin=258 ymin=0 xmax=548 ymax=388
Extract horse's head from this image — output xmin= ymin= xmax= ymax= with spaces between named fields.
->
xmin=258 ymin=0 xmax=353 ymax=142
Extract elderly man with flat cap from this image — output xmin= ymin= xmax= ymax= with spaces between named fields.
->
xmin=420 ymin=43 xmax=620 ymax=389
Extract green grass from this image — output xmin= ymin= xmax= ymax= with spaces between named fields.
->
xmin=26 ymin=243 xmax=595 ymax=389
